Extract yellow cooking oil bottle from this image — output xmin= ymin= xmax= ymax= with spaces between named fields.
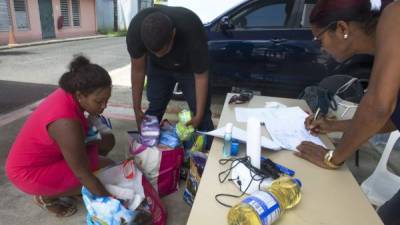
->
xmin=227 ymin=176 xmax=302 ymax=225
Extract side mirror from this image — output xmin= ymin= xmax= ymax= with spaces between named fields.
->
xmin=219 ymin=16 xmax=234 ymax=31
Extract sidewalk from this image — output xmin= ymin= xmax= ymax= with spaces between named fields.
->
xmin=0 ymin=35 xmax=107 ymax=50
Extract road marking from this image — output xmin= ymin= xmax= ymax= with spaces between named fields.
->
xmin=0 ymin=100 xmax=42 ymax=127
xmin=109 ymin=64 xmax=131 ymax=87
xmin=0 ymin=101 xmax=137 ymax=127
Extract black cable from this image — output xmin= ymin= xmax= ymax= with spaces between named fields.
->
xmin=215 ymin=157 xmax=275 ymax=208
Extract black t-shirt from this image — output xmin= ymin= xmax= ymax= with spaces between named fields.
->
xmin=126 ymin=5 xmax=208 ymax=74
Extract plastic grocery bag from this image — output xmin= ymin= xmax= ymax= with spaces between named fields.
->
xmin=127 ymin=131 xmax=184 ymax=197
xmin=82 ymin=160 xmax=167 ymax=225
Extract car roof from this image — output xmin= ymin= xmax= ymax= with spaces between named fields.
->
xmin=160 ymin=0 xmax=248 ymax=24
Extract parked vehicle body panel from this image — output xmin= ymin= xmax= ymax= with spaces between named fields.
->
xmin=204 ymin=0 xmax=371 ymax=97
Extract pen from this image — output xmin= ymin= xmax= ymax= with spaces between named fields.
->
xmin=313 ymin=107 xmax=321 ymax=122
xmin=274 ymin=162 xmax=295 ymax=176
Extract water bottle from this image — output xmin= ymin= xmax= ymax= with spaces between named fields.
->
xmin=223 ymin=123 xmax=233 ymax=157
xmin=227 ymin=176 xmax=302 ymax=225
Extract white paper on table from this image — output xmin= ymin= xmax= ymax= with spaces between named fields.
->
xmin=235 ymin=102 xmax=287 ymax=123
xmin=262 ymin=106 xmax=327 ymax=151
xmin=199 ymin=125 xmax=282 ymax=150
xmin=235 ymin=108 xmax=267 ymax=123
xmin=265 ymin=101 xmax=287 ymax=108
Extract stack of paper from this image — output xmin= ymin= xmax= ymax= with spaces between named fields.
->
xmin=202 ymin=106 xmax=326 ymax=151
xmin=199 ymin=126 xmax=281 ymax=150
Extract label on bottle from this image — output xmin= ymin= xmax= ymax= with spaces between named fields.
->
xmin=243 ymin=191 xmax=280 ymax=225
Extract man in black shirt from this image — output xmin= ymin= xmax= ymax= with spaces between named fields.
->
xmin=126 ymin=5 xmax=214 ymax=135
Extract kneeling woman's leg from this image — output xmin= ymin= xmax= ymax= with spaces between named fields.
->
xmin=14 ymin=146 xmax=114 ymax=217
xmin=378 ymin=190 xmax=400 ymax=225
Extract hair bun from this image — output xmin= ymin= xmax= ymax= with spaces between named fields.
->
xmin=69 ymin=55 xmax=90 ymax=72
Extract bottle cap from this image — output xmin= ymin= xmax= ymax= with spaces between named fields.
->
xmin=225 ymin=123 xmax=233 ymax=133
xmin=293 ymin=178 xmax=302 ymax=188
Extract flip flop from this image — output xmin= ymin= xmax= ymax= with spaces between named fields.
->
xmin=33 ymin=196 xmax=77 ymax=217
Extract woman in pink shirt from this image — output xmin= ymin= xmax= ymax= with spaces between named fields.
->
xmin=5 ymin=56 xmax=114 ymax=217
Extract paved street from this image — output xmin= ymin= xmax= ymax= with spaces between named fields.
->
xmin=0 ymin=37 xmax=129 ymax=85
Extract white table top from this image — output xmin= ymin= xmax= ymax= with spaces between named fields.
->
xmin=186 ymin=94 xmax=383 ymax=225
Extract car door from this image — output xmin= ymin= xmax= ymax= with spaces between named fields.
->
xmin=208 ymin=0 xmax=300 ymax=95
xmin=208 ymin=0 xmax=331 ymax=97
xmin=285 ymin=0 xmax=339 ymax=93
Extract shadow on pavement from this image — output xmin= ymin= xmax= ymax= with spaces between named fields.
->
xmin=0 ymin=51 xmax=36 ymax=56
xmin=0 ymin=80 xmax=57 ymax=115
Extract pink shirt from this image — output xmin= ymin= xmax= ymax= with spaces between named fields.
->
xmin=5 ymin=88 xmax=98 ymax=195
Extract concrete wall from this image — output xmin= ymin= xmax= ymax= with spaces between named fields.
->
xmin=0 ymin=0 xmax=97 ymax=45
xmin=96 ymin=0 xmax=114 ymax=31
xmin=0 ymin=0 xmax=42 ymax=45
xmin=118 ymin=0 xmax=139 ymax=30
xmin=52 ymin=0 xmax=97 ymax=38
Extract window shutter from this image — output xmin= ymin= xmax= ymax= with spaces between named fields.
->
xmin=13 ymin=0 xmax=29 ymax=29
xmin=60 ymin=0 xmax=69 ymax=26
xmin=0 ymin=0 xmax=10 ymax=31
xmin=71 ymin=0 xmax=80 ymax=26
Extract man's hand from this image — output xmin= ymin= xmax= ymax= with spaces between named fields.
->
xmin=134 ymin=109 xmax=145 ymax=131
xmin=186 ymin=114 xmax=203 ymax=128
xmin=295 ymin=141 xmax=332 ymax=169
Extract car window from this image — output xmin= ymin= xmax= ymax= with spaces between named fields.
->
xmin=231 ymin=0 xmax=293 ymax=29
xmin=301 ymin=3 xmax=315 ymax=27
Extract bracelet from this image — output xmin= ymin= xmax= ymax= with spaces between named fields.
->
xmin=324 ymin=150 xmax=343 ymax=169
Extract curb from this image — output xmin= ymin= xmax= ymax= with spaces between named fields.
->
xmin=0 ymin=34 xmax=108 ymax=50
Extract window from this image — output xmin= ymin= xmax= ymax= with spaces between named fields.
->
xmin=71 ymin=0 xmax=80 ymax=26
xmin=139 ymin=0 xmax=153 ymax=10
xmin=13 ymin=0 xmax=29 ymax=29
xmin=301 ymin=3 xmax=315 ymax=27
xmin=60 ymin=0 xmax=70 ymax=26
xmin=231 ymin=0 xmax=293 ymax=29
xmin=0 ymin=0 xmax=10 ymax=31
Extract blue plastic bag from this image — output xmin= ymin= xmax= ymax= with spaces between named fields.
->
xmin=82 ymin=187 xmax=136 ymax=225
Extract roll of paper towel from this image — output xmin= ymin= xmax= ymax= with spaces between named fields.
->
xmin=247 ymin=117 xmax=261 ymax=169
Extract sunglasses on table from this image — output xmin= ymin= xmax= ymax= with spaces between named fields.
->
xmin=229 ymin=91 xmax=254 ymax=104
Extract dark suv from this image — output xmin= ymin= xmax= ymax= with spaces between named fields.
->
xmin=203 ymin=0 xmax=372 ymax=98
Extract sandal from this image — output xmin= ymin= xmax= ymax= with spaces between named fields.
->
xmin=33 ymin=196 xmax=77 ymax=217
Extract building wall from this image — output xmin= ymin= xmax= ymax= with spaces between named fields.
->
xmin=53 ymin=0 xmax=97 ymax=38
xmin=0 ymin=0 xmax=96 ymax=45
xmin=0 ymin=0 xmax=42 ymax=45
xmin=96 ymin=0 xmax=114 ymax=31
xmin=117 ymin=0 xmax=139 ymax=30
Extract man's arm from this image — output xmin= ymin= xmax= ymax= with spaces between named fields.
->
xmin=331 ymin=3 xmax=400 ymax=165
xmin=131 ymin=55 xmax=146 ymax=128
xmin=187 ymin=71 xmax=209 ymax=128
